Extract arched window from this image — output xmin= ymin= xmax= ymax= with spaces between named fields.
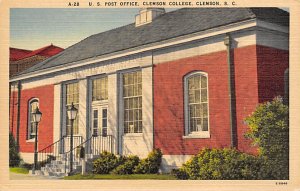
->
xmin=27 ymin=98 xmax=39 ymax=140
xmin=184 ymin=72 xmax=210 ymax=138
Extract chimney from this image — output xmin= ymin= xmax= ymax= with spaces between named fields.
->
xmin=135 ymin=8 xmax=165 ymax=27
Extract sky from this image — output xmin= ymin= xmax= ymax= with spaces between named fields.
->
xmin=10 ymin=8 xmax=288 ymax=50
xmin=10 ymin=8 xmax=142 ymax=50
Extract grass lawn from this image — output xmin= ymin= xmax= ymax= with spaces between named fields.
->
xmin=64 ymin=173 xmax=176 ymax=180
xmin=9 ymin=167 xmax=29 ymax=174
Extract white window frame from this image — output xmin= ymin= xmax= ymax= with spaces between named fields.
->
xmin=27 ymin=98 xmax=39 ymax=141
xmin=119 ymin=68 xmax=143 ymax=136
xmin=183 ymin=71 xmax=210 ymax=139
xmin=62 ymin=80 xmax=80 ymax=136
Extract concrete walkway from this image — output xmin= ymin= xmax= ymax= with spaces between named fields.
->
xmin=10 ymin=172 xmax=62 ymax=180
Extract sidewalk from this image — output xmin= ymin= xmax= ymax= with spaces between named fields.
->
xmin=10 ymin=172 xmax=62 ymax=180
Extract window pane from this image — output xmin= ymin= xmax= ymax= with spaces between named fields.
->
xmin=194 ymin=76 xmax=200 ymax=89
xmin=195 ymin=90 xmax=200 ymax=103
xmin=93 ymin=120 xmax=98 ymax=128
xmin=102 ymin=119 xmax=107 ymax=128
xmin=94 ymin=110 xmax=98 ymax=118
xmin=202 ymin=118 xmax=208 ymax=131
xmin=188 ymin=91 xmax=195 ymax=103
xmin=128 ymin=73 xmax=133 ymax=84
xmin=201 ymin=89 xmax=207 ymax=102
xmin=138 ymin=97 xmax=142 ymax=108
xmin=201 ymin=76 xmax=207 ymax=88
xmin=188 ymin=78 xmax=194 ymax=89
xmin=138 ymin=109 xmax=142 ymax=120
xmin=102 ymin=109 xmax=107 ymax=118
xmin=202 ymin=103 xmax=208 ymax=117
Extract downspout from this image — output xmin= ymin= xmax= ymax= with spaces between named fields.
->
xmin=16 ymin=80 xmax=22 ymax=152
xmin=224 ymin=34 xmax=237 ymax=148
xmin=151 ymin=51 xmax=154 ymax=151
xmin=9 ymin=82 xmax=12 ymax=133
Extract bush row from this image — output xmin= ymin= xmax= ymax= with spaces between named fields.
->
xmin=171 ymin=148 xmax=263 ymax=180
xmin=93 ymin=148 xmax=162 ymax=175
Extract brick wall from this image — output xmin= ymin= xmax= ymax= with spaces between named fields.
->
xmin=154 ymin=47 xmax=233 ymax=155
xmin=153 ymin=45 xmax=284 ymax=155
xmin=256 ymin=45 xmax=289 ymax=103
xmin=9 ymin=84 xmax=54 ymax=153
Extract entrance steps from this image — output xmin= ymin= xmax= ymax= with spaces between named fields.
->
xmin=30 ymin=154 xmax=100 ymax=178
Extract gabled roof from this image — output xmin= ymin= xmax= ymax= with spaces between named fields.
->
xmin=10 ymin=48 xmax=32 ymax=61
xmin=10 ymin=44 xmax=64 ymax=62
xmin=17 ymin=8 xmax=289 ymax=76
xmin=18 ymin=44 xmax=64 ymax=60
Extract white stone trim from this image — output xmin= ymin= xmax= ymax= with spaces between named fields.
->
xmin=53 ymin=84 xmax=61 ymax=143
xmin=160 ymin=155 xmax=193 ymax=173
xmin=256 ymin=27 xmax=289 ymax=50
xmin=107 ymin=73 xmax=118 ymax=154
xmin=78 ymin=79 xmax=87 ymax=139
xmin=17 ymin=54 xmax=153 ymax=90
xmin=256 ymin=19 xmax=289 ymax=34
xmin=20 ymin=152 xmax=34 ymax=164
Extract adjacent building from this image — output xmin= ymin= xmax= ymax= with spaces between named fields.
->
xmin=9 ymin=44 xmax=64 ymax=77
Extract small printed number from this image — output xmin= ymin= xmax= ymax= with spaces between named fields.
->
xmin=276 ymin=182 xmax=288 ymax=185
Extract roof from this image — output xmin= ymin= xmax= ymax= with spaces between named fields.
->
xmin=17 ymin=8 xmax=289 ymax=76
xmin=18 ymin=44 xmax=64 ymax=60
xmin=10 ymin=44 xmax=64 ymax=62
xmin=10 ymin=48 xmax=32 ymax=61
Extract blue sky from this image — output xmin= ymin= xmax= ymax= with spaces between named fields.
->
xmin=10 ymin=8 xmax=288 ymax=50
xmin=10 ymin=8 xmax=144 ymax=50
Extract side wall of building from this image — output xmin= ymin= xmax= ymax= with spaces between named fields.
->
xmin=9 ymin=85 xmax=54 ymax=155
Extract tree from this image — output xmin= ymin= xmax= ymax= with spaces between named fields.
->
xmin=9 ymin=132 xmax=21 ymax=167
xmin=245 ymin=97 xmax=289 ymax=179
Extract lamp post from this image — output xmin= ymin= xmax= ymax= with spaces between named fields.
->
xmin=67 ymin=102 xmax=78 ymax=175
xmin=32 ymin=107 xmax=42 ymax=175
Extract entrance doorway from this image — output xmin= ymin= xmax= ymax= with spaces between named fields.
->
xmin=91 ymin=106 xmax=108 ymax=136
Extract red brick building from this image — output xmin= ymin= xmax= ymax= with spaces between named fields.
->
xmin=9 ymin=8 xmax=289 ymax=175
xmin=9 ymin=44 xmax=64 ymax=77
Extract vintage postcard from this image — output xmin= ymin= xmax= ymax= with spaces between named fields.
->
xmin=0 ymin=0 xmax=299 ymax=190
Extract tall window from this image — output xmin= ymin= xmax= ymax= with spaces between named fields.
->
xmin=123 ymin=71 xmax=142 ymax=133
xmin=92 ymin=76 xmax=108 ymax=101
xmin=28 ymin=99 xmax=39 ymax=140
xmin=66 ymin=82 xmax=79 ymax=135
xmin=184 ymin=72 xmax=209 ymax=136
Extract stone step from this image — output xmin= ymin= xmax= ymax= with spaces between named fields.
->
xmin=37 ymin=153 xmax=100 ymax=178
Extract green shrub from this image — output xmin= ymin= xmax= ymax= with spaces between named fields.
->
xmin=134 ymin=148 xmax=162 ymax=174
xmin=93 ymin=151 xmax=120 ymax=174
xmin=171 ymin=168 xmax=189 ymax=180
xmin=9 ymin=132 xmax=21 ymax=167
xmin=245 ymin=97 xmax=289 ymax=179
xmin=112 ymin=155 xmax=140 ymax=175
xmin=173 ymin=148 xmax=262 ymax=180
